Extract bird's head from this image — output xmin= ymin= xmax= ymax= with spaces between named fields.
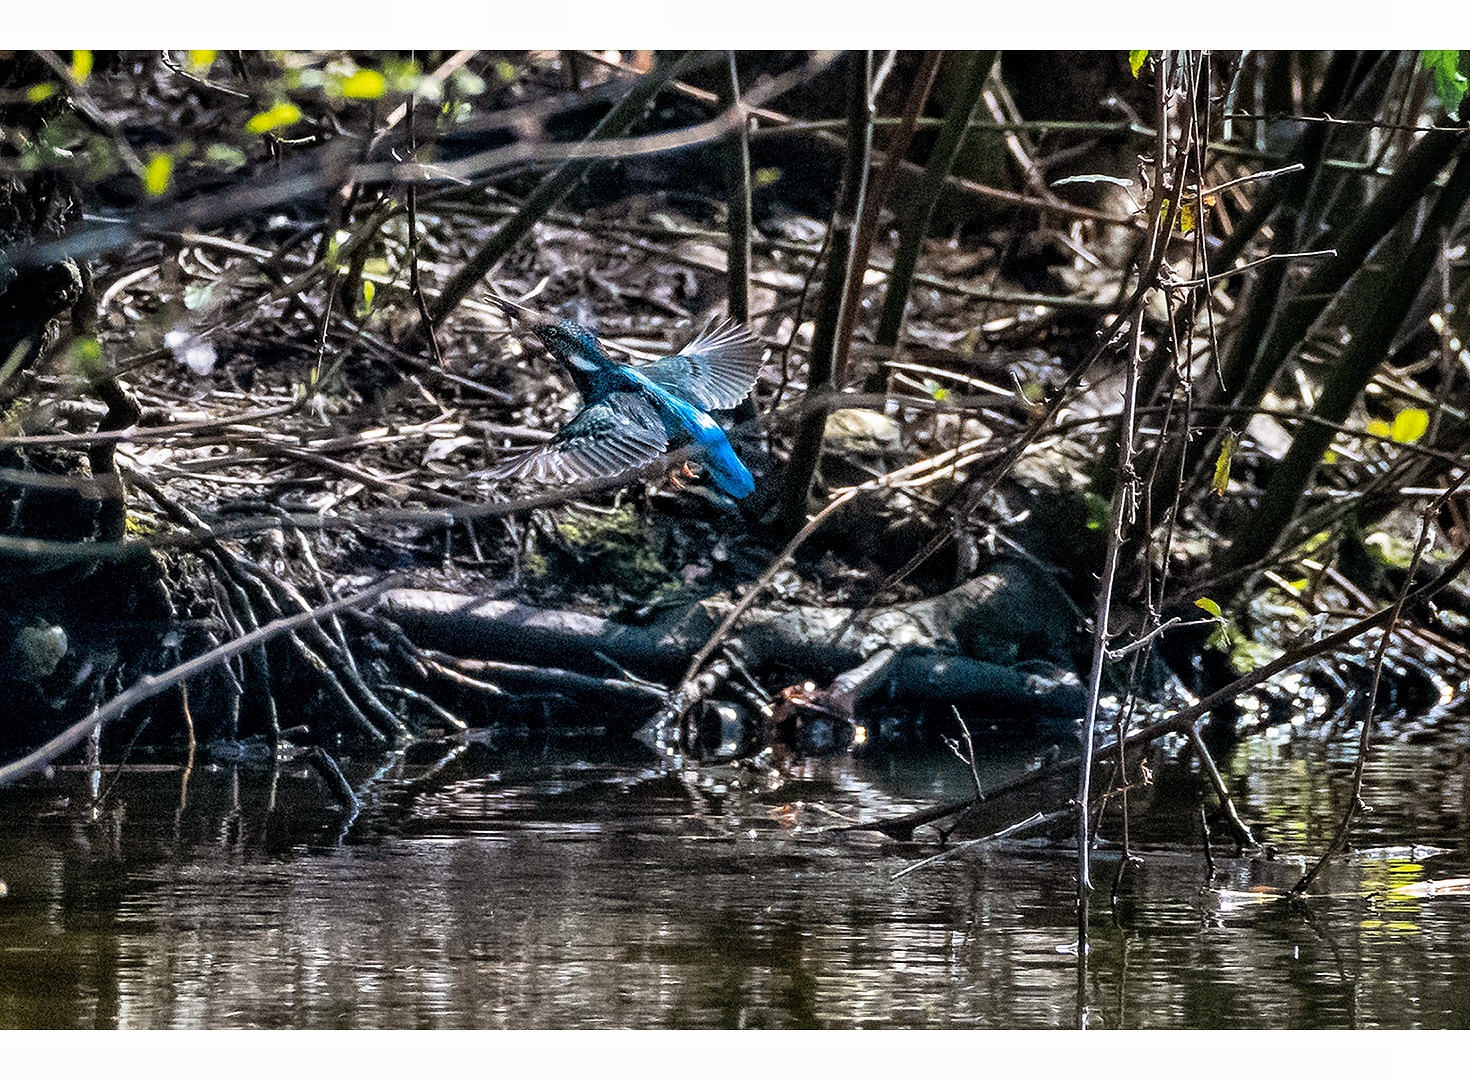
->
xmin=489 ymin=293 xmax=606 ymax=371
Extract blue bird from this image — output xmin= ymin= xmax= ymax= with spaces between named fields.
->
xmin=481 ymin=295 xmax=765 ymax=499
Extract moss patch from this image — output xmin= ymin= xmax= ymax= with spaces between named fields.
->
xmin=526 ymin=504 xmax=674 ymax=602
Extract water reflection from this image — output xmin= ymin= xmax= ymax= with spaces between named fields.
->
xmin=1 ymin=720 xmax=1469 ymax=1028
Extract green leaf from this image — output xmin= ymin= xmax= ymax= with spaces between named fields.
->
xmin=1390 ymin=407 xmax=1430 ymax=443
xmin=340 ymin=69 xmax=387 ymax=100
xmin=245 ymin=101 xmax=303 ymax=135
xmin=67 ymin=336 xmax=105 ymax=379
xmin=1424 ymin=50 xmax=1468 ymax=120
xmin=69 ymin=336 xmax=103 ymax=364
xmin=1194 ymin=597 xmax=1223 ymax=620
xmin=1129 ymin=50 xmax=1150 ymax=78
xmin=71 ymin=50 xmax=93 ymax=83
xmin=143 ymin=151 xmax=173 ymax=197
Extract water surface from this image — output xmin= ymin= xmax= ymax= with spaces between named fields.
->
xmin=2 ymin=721 xmax=1468 ymax=1028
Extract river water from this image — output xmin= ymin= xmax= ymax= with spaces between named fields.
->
xmin=2 ymin=719 xmax=1468 ymax=1028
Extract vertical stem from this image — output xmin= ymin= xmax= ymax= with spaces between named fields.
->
xmin=874 ymin=51 xmax=996 ymax=351
xmin=1076 ymin=50 xmax=1184 ymax=953
xmin=1222 ymin=140 xmax=1470 ymax=574
xmin=775 ymin=51 xmax=874 ymax=536
xmin=834 ymin=49 xmax=945 ymax=387
xmin=720 ymin=51 xmax=752 ymax=325
xmin=1174 ymin=53 xmax=1431 ymax=495
xmin=177 ymin=682 xmax=196 ymax=814
xmin=1077 ymin=307 xmax=1143 ymax=900
xmin=405 ymin=56 xmax=443 ymax=366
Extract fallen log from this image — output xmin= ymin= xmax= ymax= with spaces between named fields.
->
xmin=379 ymin=558 xmax=1085 ymax=725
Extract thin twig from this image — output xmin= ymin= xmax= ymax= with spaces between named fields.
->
xmin=1289 ymin=470 xmax=1469 ymax=895
xmin=0 ymin=578 xmax=397 ymax=788
xmin=1077 ymin=51 xmax=1195 ymax=936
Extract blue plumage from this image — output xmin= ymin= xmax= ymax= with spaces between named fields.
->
xmin=482 ymin=295 xmax=764 ymax=499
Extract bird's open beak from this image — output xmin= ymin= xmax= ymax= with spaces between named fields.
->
xmin=486 ymin=291 xmax=551 ymax=331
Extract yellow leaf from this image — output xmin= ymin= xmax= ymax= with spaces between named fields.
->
xmin=1392 ymin=877 xmax=1470 ymax=897
xmin=1390 ymin=407 xmax=1429 ymax=443
xmin=340 ymin=69 xmax=387 ymax=99
xmin=188 ymin=50 xmax=217 ymax=71
xmin=1179 ymin=200 xmax=1197 ymax=235
xmin=246 ymin=101 xmax=303 ymax=135
xmin=71 ymin=50 xmax=93 ymax=83
xmin=1211 ymin=430 xmax=1239 ymax=496
xmin=1178 ymin=193 xmax=1213 ymax=236
xmin=1129 ymin=50 xmax=1149 ymax=77
xmin=143 ymin=151 xmax=173 ymax=197
xmin=27 ymin=82 xmax=56 ymax=103
xmin=1366 ymin=419 xmax=1392 ymax=439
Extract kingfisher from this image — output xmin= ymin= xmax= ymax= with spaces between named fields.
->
xmin=481 ymin=294 xmax=765 ymax=499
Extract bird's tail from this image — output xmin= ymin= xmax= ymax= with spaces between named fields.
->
xmin=696 ymin=433 xmax=755 ymax=499
xmin=632 ymin=372 xmax=756 ymax=500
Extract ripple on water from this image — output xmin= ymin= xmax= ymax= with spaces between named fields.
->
xmin=0 ymin=719 xmax=1468 ymax=1027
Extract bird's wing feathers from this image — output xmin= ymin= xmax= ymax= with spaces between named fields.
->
xmin=640 ymin=319 xmax=765 ymax=411
xmin=476 ymin=393 xmax=668 ymax=485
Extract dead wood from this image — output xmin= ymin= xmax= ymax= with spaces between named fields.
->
xmin=379 ymin=556 xmax=1085 ymax=724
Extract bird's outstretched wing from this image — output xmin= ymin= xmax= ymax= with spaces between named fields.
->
xmin=640 ymin=319 xmax=765 ymax=411
xmin=474 ymin=392 xmax=668 ymax=485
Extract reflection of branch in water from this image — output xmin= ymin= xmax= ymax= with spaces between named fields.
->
xmin=890 ymin=810 xmax=1061 ymax=880
xmin=1290 ymin=468 xmax=1470 ymax=897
